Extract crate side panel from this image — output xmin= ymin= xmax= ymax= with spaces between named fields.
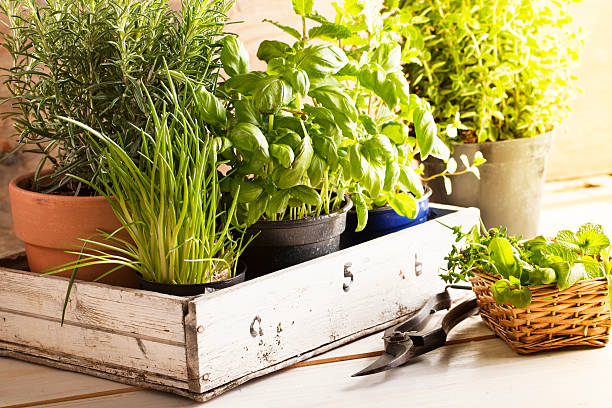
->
xmin=0 ymin=310 xmax=188 ymax=381
xmin=0 ymin=269 xmax=186 ymax=344
xmin=190 ymin=207 xmax=480 ymax=392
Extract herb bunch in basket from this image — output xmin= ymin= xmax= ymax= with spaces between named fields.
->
xmin=441 ymin=222 xmax=612 ymax=307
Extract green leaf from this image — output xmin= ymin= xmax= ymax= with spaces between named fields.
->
xmin=194 ymin=88 xmax=226 ymax=127
xmin=234 ymin=100 xmax=262 ymax=126
xmin=254 ymin=77 xmax=293 ymax=114
xmin=365 ymin=134 xmax=395 ymax=161
xmin=359 ymin=115 xmax=378 ymax=135
xmin=291 ymin=185 xmax=321 ymax=206
xmin=296 ymin=45 xmax=349 ymax=77
xmin=576 ymin=223 xmax=610 ymax=254
xmin=349 ymin=143 xmax=369 ymax=181
xmin=257 ymin=40 xmax=291 ymax=63
xmin=430 ymin=137 xmax=450 ymax=161
xmin=224 ymin=71 xmax=268 ymax=95
xmin=308 ymin=23 xmax=352 ymax=40
xmin=309 ymin=85 xmax=358 ymax=122
xmin=352 ymin=192 xmax=368 ymax=232
xmin=313 ymin=136 xmax=338 ymax=170
xmin=488 ymin=237 xmax=517 ymax=279
xmin=220 ymin=35 xmax=250 ymax=77
xmin=371 ymin=43 xmax=402 ymax=73
xmin=528 ymin=267 xmax=556 ymax=285
xmin=361 ymin=162 xmax=385 ymax=198
xmin=387 ymin=71 xmax=410 ymax=104
xmin=383 ymin=161 xmax=400 ymax=192
xmin=413 ymin=105 xmax=436 ymax=159
xmin=247 ymin=194 xmax=270 ymax=226
xmin=398 ymin=165 xmax=424 ymax=197
xmin=292 ymin=0 xmax=314 ymax=16
xmin=231 ymin=179 xmax=263 ymax=203
xmin=307 ymin=154 xmax=326 ymax=185
xmin=270 ymin=144 xmax=295 ymax=168
xmin=491 ymin=279 xmax=532 ymax=308
xmin=287 ymin=69 xmax=310 ymax=96
xmin=389 ymin=193 xmax=418 ymax=218
xmin=263 ymin=19 xmax=302 ymax=40
xmin=230 ymin=122 xmax=270 ymax=159
xmin=381 ymin=122 xmax=407 ymax=145
xmin=266 ymin=190 xmax=291 ymax=217
xmin=555 ymin=262 xmax=586 ymax=291
xmin=276 ymin=135 xmax=313 ymax=189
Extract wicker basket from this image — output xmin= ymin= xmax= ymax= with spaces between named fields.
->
xmin=469 ymin=271 xmax=611 ymax=354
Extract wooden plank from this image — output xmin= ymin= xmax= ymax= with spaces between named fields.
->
xmin=29 ymin=334 xmax=612 ymax=407
xmin=0 ymin=266 xmax=187 ymax=345
xmin=0 ymin=311 xmax=188 ymax=382
xmin=0 ymin=357 xmax=130 ymax=407
xmin=189 ymin=206 xmax=480 ymax=393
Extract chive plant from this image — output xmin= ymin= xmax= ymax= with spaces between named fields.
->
xmin=48 ymin=77 xmax=247 ymax=285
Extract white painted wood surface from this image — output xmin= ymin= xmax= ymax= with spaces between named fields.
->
xmin=0 ymin=268 xmax=186 ymax=344
xmin=188 ymin=206 xmax=479 ymax=393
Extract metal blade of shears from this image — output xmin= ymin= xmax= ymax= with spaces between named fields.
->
xmin=352 ymin=290 xmax=453 ymax=377
xmin=352 ymin=291 xmax=477 ymax=377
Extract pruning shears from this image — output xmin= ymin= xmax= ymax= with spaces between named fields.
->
xmin=352 ymin=285 xmax=479 ymax=377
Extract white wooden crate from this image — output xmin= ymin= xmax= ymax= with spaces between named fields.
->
xmin=0 ymin=204 xmax=479 ymax=402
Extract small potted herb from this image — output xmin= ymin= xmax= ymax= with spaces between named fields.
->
xmin=383 ymin=0 xmax=583 ymax=236
xmin=441 ymin=222 xmax=612 ymax=353
xmin=1 ymin=0 xmax=229 ymax=285
xmin=47 ymin=76 xmax=249 ymax=297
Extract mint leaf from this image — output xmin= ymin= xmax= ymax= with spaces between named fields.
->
xmin=263 ymin=19 xmax=302 ymax=40
xmin=576 ymin=223 xmax=610 ymax=254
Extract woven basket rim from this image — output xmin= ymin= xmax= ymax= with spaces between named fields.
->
xmin=471 ymin=269 xmax=608 ymax=291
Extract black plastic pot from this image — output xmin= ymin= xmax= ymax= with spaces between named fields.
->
xmin=341 ymin=187 xmax=432 ymax=248
xmin=136 ymin=263 xmax=246 ymax=296
xmin=240 ymin=198 xmax=353 ymax=280
xmin=423 ymin=131 xmax=553 ymax=238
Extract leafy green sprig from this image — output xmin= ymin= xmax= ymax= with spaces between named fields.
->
xmin=441 ymin=222 xmax=611 ymax=308
xmin=383 ymin=0 xmax=583 ymax=143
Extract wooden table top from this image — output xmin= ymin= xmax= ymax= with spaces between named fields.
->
xmin=3 ymin=175 xmax=612 ymax=408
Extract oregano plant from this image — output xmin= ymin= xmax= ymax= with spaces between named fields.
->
xmin=382 ymin=0 xmax=583 ymax=143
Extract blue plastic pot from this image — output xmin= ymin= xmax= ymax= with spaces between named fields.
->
xmin=340 ymin=187 xmax=432 ymax=248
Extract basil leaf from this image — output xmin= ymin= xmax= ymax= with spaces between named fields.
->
xmin=359 ymin=115 xmax=378 ymax=135
xmin=287 ymin=69 xmax=310 ymax=97
xmin=231 ymin=179 xmax=263 ymax=203
xmin=290 ymin=184 xmax=321 ymax=207
xmin=234 ymin=99 xmax=262 ymax=127
xmin=349 ymin=143 xmax=369 ymax=181
xmin=371 ymin=43 xmax=401 ymax=73
xmin=254 ymin=77 xmax=293 ymax=114
xmin=270 ymin=143 xmax=295 ymax=168
xmin=220 ymin=35 xmax=250 ymax=77
xmin=413 ymin=104 xmax=436 ymax=159
xmin=257 ymin=40 xmax=291 ymax=63
xmin=388 ymin=193 xmax=418 ymax=218
xmin=307 ymin=154 xmax=326 ymax=185
xmin=398 ymin=165 xmax=425 ymax=197
xmin=194 ymin=88 xmax=226 ymax=127
xmin=266 ymin=190 xmax=291 ymax=217
xmin=230 ymin=122 xmax=270 ymax=160
xmin=276 ymin=135 xmax=313 ymax=189
xmin=381 ymin=122 xmax=407 ymax=145
xmin=224 ymin=71 xmax=267 ymax=95
xmin=352 ymin=192 xmax=368 ymax=232
xmin=383 ymin=161 xmax=400 ymax=192
xmin=296 ymin=44 xmax=349 ymax=77
xmin=309 ymin=85 xmax=358 ymax=122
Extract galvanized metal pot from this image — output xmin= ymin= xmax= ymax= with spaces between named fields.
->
xmin=423 ymin=131 xmax=553 ymax=238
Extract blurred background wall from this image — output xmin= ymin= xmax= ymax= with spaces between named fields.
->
xmin=0 ymin=0 xmax=610 ymax=231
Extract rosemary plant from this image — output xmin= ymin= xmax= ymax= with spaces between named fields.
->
xmin=0 ymin=0 xmax=230 ymax=194
xmin=47 ymin=77 xmax=247 ymax=285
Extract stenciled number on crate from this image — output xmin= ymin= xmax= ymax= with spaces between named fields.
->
xmin=343 ymin=262 xmax=354 ymax=292
xmin=250 ymin=315 xmax=264 ymax=338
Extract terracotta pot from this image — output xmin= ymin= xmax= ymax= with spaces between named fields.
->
xmin=8 ymin=172 xmax=137 ymax=287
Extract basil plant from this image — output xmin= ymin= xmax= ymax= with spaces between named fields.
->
xmin=198 ymin=0 xmax=449 ymax=230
